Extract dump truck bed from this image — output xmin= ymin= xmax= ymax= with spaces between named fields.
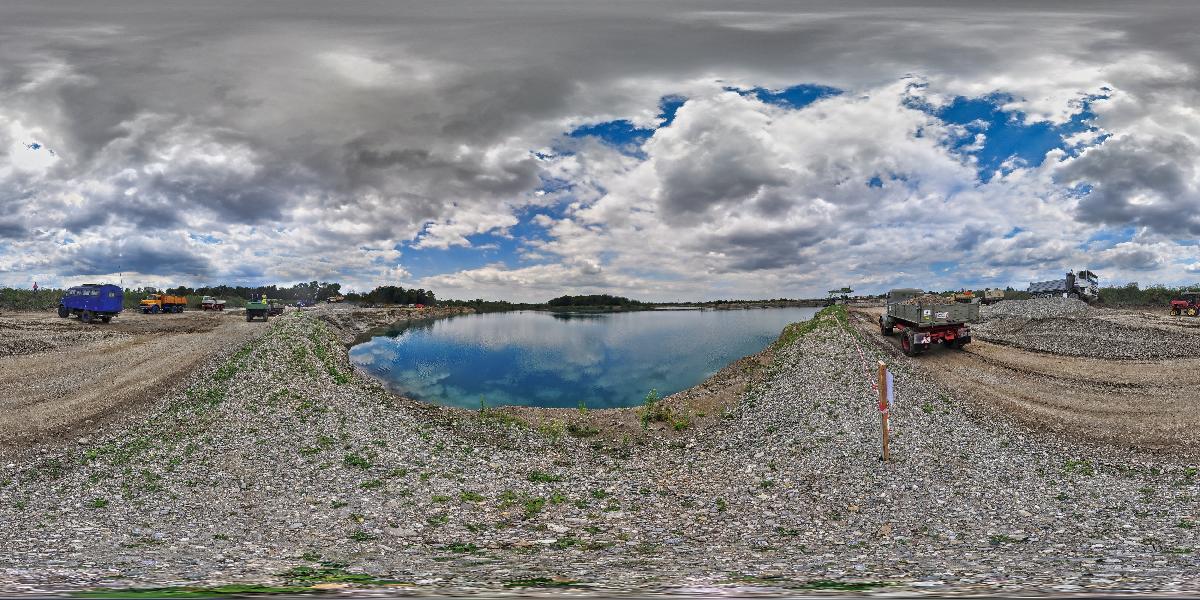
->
xmin=888 ymin=301 xmax=978 ymax=326
xmin=884 ymin=289 xmax=979 ymax=326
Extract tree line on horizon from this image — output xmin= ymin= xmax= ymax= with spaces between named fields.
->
xmin=5 ymin=281 xmax=1198 ymax=312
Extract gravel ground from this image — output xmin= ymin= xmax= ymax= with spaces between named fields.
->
xmin=0 ymin=307 xmax=1197 ymax=595
xmin=974 ymin=298 xmax=1200 ymax=360
xmin=0 ymin=310 xmax=269 ymax=454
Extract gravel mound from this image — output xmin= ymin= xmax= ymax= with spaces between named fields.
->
xmin=0 ymin=317 xmax=126 ymax=357
xmin=0 ymin=310 xmax=1195 ymax=594
xmin=975 ymin=298 xmax=1200 ymax=359
xmin=899 ymin=293 xmax=952 ymax=306
xmin=981 ymin=297 xmax=1093 ymax=320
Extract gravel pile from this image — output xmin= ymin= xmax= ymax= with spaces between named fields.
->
xmin=0 ymin=317 xmax=126 ymax=357
xmin=975 ymin=299 xmax=1200 ymax=359
xmin=0 ymin=309 xmax=1196 ymax=595
xmin=981 ymin=297 xmax=1093 ymax=320
xmin=898 ymin=294 xmax=951 ymax=306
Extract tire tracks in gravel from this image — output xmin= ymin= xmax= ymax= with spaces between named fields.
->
xmin=0 ymin=310 xmax=267 ymax=457
xmin=848 ymin=307 xmax=1199 ymax=454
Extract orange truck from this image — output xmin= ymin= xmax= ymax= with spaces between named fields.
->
xmin=140 ymin=293 xmax=188 ymax=314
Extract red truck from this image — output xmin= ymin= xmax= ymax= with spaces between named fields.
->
xmin=1171 ymin=291 xmax=1200 ymax=316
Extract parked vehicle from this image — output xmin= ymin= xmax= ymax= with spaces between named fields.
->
xmin=245 ymin=296 xmax=269 ymax=322
xmin=58 ymin=284 xmax=123 ymax=324
xmin=267 ymin=298 xmax=286 ymax=316
xmin=879 ymin=288 xmax=978 ymax=356
xmin=981 ymin=288 xmax=1006 ymax=304
xmin=1027 ymin=270 xmax=1099 ymax=301
xmin=325 ymin=295 xmax=345 ymax=303
xmin=1171 ymin=291 xmax=1200 ymax=316
xmin=140 ymin=293 xmax=187 ymax=314
xmin=200 ymin=296 xmax=227 ymax=311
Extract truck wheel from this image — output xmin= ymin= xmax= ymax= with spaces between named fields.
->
xmin=1172 ymin=308 xmax=1181 ymax=316
xmin=151 ymin=305 xmax=160 ymax=314
xmin=263 ymin=313 xmax=269 ymax=322
xmin=57 ymin=306 xmax=69 ymax=318
xmin=81 ymin=310 xmax=93 ymax=324
xmin=101 ymin=315 xmax=112 ymax=323
xmin=1190 ymin=308 xmax=1198 ymax=317
xmin=879 ymin=317 xmax=894 ymax=336
xmin=901 ymin=331 xmax=917 ymax=357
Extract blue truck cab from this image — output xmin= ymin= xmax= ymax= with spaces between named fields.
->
xmin=58 ymin=284 xmax=123 ymax=324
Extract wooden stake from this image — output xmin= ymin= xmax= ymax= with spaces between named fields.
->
xmin=878 ymin=360 xmax=890 ymax=462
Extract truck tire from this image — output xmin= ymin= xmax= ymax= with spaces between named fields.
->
xmin=1190 ymin=308 xmax=1198 ymax=317
xmin=1172 ymin=308 xmax=1181 ymax=316
xmin=879 ymin=316 xmax=894 ymax=336
xmin=151 ymin=305 xmax=160 ymax=314
xmin=58 ymin=306 xmax=69 ymax=318
xmin=101 ymin=315 xmax=112 ymax=323
xmin=263 ymin=313 xmax=269 ymax=322
xmin=81 ymin=310 xmax=93 ymax=324
xmin=901 ymin=330 xmax=917 ymax=357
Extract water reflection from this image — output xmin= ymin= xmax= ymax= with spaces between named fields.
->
xmin=349 ymin=307 xmax=818 ymax=409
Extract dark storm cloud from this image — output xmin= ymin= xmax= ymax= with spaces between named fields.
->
xmin=59 ymin=239 xmax=213 ymax=278
xmin=1098 ymin=247 xmax=1163 ymax=272
xmin=1059 ymin=135 xmax=1200 ymax=236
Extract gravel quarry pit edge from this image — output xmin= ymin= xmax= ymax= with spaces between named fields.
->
xmin=0 ymin=305 xmax=1197 ymax=595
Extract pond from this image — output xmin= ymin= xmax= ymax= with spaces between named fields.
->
xmin=349 ymin=306 xmax=820 ymax=409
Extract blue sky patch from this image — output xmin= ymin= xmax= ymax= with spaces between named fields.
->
xmin=931 ymin=93 xmax=1103 ymax=182
xmin=729 ymin=83 xmax=841 ymax=109
xmin=658 ymin=95 xmax=686 ymax=127
xmin=402 ymin=208 xmax=557 ymax=279
xmin=567 ymin=120 xmax=653 ymax=149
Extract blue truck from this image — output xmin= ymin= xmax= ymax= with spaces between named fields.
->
xmin=57 ymin=284 xmax=123 ymax=324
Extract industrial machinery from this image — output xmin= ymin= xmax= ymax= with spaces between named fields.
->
xmin=1171 ymin=291 xmax=1200 ymax=316
xmin=245 ymin=295 xmax=269 ymax=322
xmin=1027 ymin=270 xmax=1099 ymax=301
xmin=58 ymin=284 xmax=123 ymax=324
xmin=879 ymin=288 xmax=979 ymax=356
xmin=200 ymin=296 xmax=226 ymax=311
xmin=140 ymin=293 xmax=187 ymax=314
xmin=981 ymin=288 xmax=1006 ymax=304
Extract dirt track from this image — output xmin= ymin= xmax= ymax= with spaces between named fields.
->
xmin=850 ymin=307 xmax=1200 ymax=453
xmin=0 ymin=309 xmax=266 ymax=454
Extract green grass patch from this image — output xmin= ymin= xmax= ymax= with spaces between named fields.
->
xmin=502 ymin=577 xmax=581 ymax=588
xmin=71 ymin=585 xmax=309 ymax=598
xmin=342 ymin=453 xmax=371 ymax=469
xmin=527 ymin=470 xmax=563 ymax=483
xmin=279 ymin=564 xmax=398 ymax=585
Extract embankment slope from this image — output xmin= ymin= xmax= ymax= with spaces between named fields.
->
xmin=0 ymin=307 xmax=1195 ymax=594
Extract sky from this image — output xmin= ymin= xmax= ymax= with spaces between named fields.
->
xmin=1 ymin=0 xmax=1199 ymax=302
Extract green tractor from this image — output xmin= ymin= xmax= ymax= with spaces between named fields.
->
xmin=246 ymin=296 xmax=270 ymax=322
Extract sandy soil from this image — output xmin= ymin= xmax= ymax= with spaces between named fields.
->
xmin=850 ymin=307 xmax=1200 ymax=453
xmin=0 ymin=309 xmax=267 ymax=455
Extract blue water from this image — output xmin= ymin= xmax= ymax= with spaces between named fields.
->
xmin=349 ymin=307 xmax=819 ymax=409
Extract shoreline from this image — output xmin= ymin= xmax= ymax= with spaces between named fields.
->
xmin=0 ymin=306 xmax=1196 ymax=595
xmin=338 ymin=306 xmax=813 ymax=442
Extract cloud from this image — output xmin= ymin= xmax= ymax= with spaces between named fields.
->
xmin=3 ymin=1 xmax=1200 ymax=296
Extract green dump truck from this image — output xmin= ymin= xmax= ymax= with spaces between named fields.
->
xmin=245 ymin=297 xmax=269 ymax=322
xmin=879 ymin=288 xmax=979 ymax=356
